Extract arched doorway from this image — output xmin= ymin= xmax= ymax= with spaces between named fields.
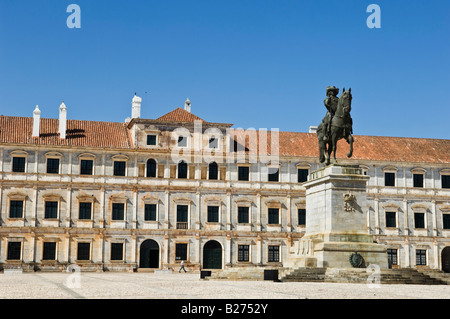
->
xmin=442 ymin=246 xmax=450 ymax=273
xmin=203 ymin=240 xmax=222 ymax=269
xmin=140 ymin=239 xmax=159 ymax=269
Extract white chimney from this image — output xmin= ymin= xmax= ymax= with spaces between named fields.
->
xmin=309 ymin=126 xmax=318 ymax=134
xmin=32 ymin=105 xmax=41 ymax=137
xmin=184 ymin=98 xmax=191 ymax=113
xmin=59 ymin=102 xmax=67 ymax=139
xmin=132 ymin=93 xmax=142 ymax=118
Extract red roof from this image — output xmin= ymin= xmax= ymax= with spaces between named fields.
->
xmin=156 ymin=107 xmax=206 ymax=123
xmin=0 ymin=115 xmax=449 ymax=164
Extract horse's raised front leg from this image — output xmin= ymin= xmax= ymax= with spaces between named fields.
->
xmin=347 ymin=134 xmax=353 ymax=158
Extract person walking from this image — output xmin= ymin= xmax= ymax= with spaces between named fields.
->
xmin=179 ymin=260 xmax=187 ymax=273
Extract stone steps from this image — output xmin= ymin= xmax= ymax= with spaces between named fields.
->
xmin=280 ymin=268 xmax=448 ymax=285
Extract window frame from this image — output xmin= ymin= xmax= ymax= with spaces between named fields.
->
xmin=237 ymin=165 xmax=250 ymax=181
xmin=238 ymin=244 xmax=250 ymax=262
xmin=110 ymin=242 xmax=124 ymax=261
xmin=44 ymin=201 xmax=59 ymax=219
xmin=268 ymin=245 xmax=280 ymax=263
xmin=42 ymin=242 xmax=57 ymax=261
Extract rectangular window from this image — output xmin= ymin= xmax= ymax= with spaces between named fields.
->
xmin=209 ymin=137 xmax=218 ymax=149
xmin=177 ymin=205 xmax=188 ymax=229
xmin=113 ymin=161 xmax=126 ymax=176
xmin=414 ymin=212 xmax=425 ymax=229
xmin=112 ymin=203 xmax=125 ymax=220
xmin=46 ymin=158 xmax=60 ymax=174
xmin=79 ymin=202 xmax=92 ymax=220
xmin=268 ymin=245 xmax=280 ymax=262
xmin=387 ymin=248 xmax=398 ymax=266
xmin=175 ymin=243 xmax=188 ymax=261
xmin=110 ymin=243 xmax=124 ymax=261
xmin=147 ymin=134 xmax=157 ymax=146
xmin=442 ymin=175 xmax=450 ymax=189
xmin=298 ymin=209 xmax=306 ymax=226
xmin=144 ymin=204 xmax=157 ymax=221
xmin=80 ymin=159 xmax=93 ymax=175
xmin=44 ymin=201 xmax=58 ymax=219
xmin=12 ymin=157 xmax=26 ymax=173
xmin=207 ymin=206 xmax=219 ymax=223
xmin=268 ymin=208 xmax=279 ymax=225
xmin=9 ymin=200 xmax=24 ymax=218
xmin=178 ymin=136 xmax=187 ymax=147
xmin=238 ymin=206 xmax=249 ymax=223
xmin=416 ymin=249 xmax=427 ymax=266
xmin=297 ymin=169 xmax=308 ymax=183
xmin=238 ymin=166 xmax=249 ymax=181
xmin=385 ymin=172 xmax=395 ymax=187
xmin=43 ymin=242 xmax=56 ymax=260
xmin=238 ymin=245 xmax=249 ymax=262
xmin=385 ymin=211 xmax=397 ymax=228
xmin=7 ymin=242 xmax=21 ymax=260
xmin=268 ymin=167 xmax=279 ymax=182
xmin=77 ymin=242 xmax=90 ymax=261
xmin=443 ymin=214 xmax=450 ymax=230
xmin=413 ymin=173 xmax=424 ymax=188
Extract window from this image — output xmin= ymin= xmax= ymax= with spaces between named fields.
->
xmin=385 ymin=211 xmax=397 ymax=228
xmin=7 ymin=242 xmax=21 ymax=260
xmin=80 ymin=159 xmax=93 ymax=175
xmin=385 ymin=172 xmax=395 ymax=187
xmin=44 ymin=201 xmax=58 ymax=219
xmin=387 ymin=249 xmax=398 ymax=266
xmin=268 ymin=167 xmax=279 ymax=182
xmin=297 ymin=169 xmax=308 ymax=183
xmin=238 ymin=245 xmax=249 ymax=262
xmin=207 ymin=206 xmax=219 ymax=223
xmin=113 ymin=161 xmax=126 ymax=176
xmin=9 ymin=200 xmax=24 ymax=218
xmin=238 ymin=166 xmax=249 ymax=181
xmin=416 ymin=249 xmax=427 ymax=266
xmin=443 ymin=214 xmax=450 ymax=230
xmin=175 ymin=243 xmax=188 ymax=261
xmin=176 ymin=205 xmax=188 ymax=229
xmin=209 ymin=137 xmax=218 ymax=149
xmin=112 ymin=203 xmax=125 ymax=220
xmin=79 ymin=202 xmax=92 ymax=220
xmin=414 ymin=212 xmax=425 ymax=229
xmin=178 ymin=136 xmax=187 ymax=147
xmin=147 ymin=134 xmax=157 ymax=146
xmin=110 ymin=243 xmax=124 ymax=261
xmin=144 ymin=204 xmax=157 ymax=221
xmin=178 ymin=161 xmax=188 ymax=179
xmin=238 ymin=206 xmax=249 ymax=223
xmin=268 ymin=208 xmax=279 ymax=225
xmin=77 ymin=242 xmax=90 ymax=261
xmin=46 ymin=158 xmax=60 ymax=174
xmin=12 ymin=157 xmax=26 ymax=172
xmin=413 ymin=173 xmax=424 ymax=188
xmin=146 ymin=159 xmax=157 ymax=178
xmin=43 ymin=242 xmax=56 ymax=260
xmin=442 ymin=175 xmax=450 ymax=189
xmin=298 ymin=209 xmax=306 ymax=226
xmin=268 ymin=245 xmax=280 ymax=262
xmin=208 ymin=162 xmax=218 ymax=180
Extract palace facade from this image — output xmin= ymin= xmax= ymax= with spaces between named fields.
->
xmin=0 ymin=95 xmax=449 ymax=272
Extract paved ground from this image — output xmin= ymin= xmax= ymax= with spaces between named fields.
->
xmin=0 ymin=272 xmax=449 ymax=299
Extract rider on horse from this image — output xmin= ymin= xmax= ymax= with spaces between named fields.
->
xmin=323 ymin=86 xmax=339 ymax=141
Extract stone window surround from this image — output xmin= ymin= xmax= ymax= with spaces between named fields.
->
xmin=10 ymin=150 xmax=29 ymax=173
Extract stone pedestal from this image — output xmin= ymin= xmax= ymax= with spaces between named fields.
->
xmin=286 ymin=165 xmax=388 ymax=269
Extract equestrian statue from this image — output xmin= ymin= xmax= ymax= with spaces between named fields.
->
xmin=317 ymin=86 xmax=354 ymax=165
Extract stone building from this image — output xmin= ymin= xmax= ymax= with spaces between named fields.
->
xmin=0 ymin=95 xmax=449 ymax=272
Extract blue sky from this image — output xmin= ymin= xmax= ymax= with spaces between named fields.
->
xmin=0 ymin=0 xmax=449 ymax=139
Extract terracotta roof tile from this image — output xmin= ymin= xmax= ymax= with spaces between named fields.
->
xmin=230 ymin=129 xmax=450 ymax=164
xmin=156 ymin=107 xmax=206 ymax=123
xmin=0 ymin=116 xmax=132 ymax=149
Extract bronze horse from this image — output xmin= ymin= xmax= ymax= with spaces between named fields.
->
xmin=317 ymin=88 xmax=354 ymax=165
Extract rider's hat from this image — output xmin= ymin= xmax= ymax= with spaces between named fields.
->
xmin=326 ymin=86 xmax=339 ymax=96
